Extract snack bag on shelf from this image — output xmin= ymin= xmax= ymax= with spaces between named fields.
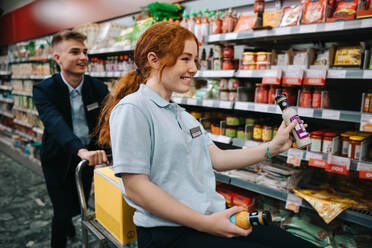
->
xmin=301 ymin=0 xmax=327 ymax=24
xmin=233 ymin=14 xmax=258 ymax=32
xmin=263 ymin=10 xmax=282 ymax=28
xmin=280 ymin=5 xmax=303 ymax=27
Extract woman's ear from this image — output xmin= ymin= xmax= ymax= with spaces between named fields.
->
xmin=147 ymin=52 xmax=161 ymax=70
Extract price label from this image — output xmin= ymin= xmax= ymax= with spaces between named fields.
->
xmin=254 ymin=103 xmax=268 ymax=112
xmin=216 ymin=135 xmax=231 ymax=144
xmin=285 ymin=193 xmax=302 ymax=213
xmin=305 ymin=151 xmax=324 ymax=161
xmin=186 ymin=98 xmax=197 ymax=105
xmin=327 ymin=70 xmax=346 ymax=79
xmin=234 ymin=101 xmax=249 ymax=110
xmin=236 ymin=70 xmax=253 ymax=78
xmin=275 ymin=26 xmax=291 ymax=35
xmin=297 ymin=107 xmax=314 ymax=118
xmin=361 ymin=18 xmax=372 ymax=28
xmin=322 ymin=110 xmax=340 ymax=120
xmin=303 ymin=69 xmax=327 ymax=85
xmin=219 ymin=101 xmax=233 ymax=109
xmin=325 ymin=22 xmax=344 ymax=31
xmin=360 ymin=113 xmax=372 ymax=132
xmin=300 ymin=24 xmax=317 ymax=33
xmin=327 ymin=155 xmax=350 ymax=175
xmin=202 ymin=99 xmax=214 ymax=107
xmin=225 ymin=32 xmax=238 ymax=40
xmin=357 ymin=162 xmax=372 ymax=179
xmin=114 ymin=71 xmax=121 ymax=77
xmin=309 ymin=155 xmax=328 ymax=168
xmin=202 ymin=71 xmax=213 ymax=77
xmin=107 ymin=72 xmax=114 ymax=77
xmin=287 ymin=148 xmax=304 ymax=167
xmin=208 ymin=34 xmax=222 ymax=42
xmin=214 ymin=70 xmax=235 ymax=77
xmin=363 ymin=70 xmax=372 ymax=79
xmin=172 ymin=97 xmax=182 ymax=104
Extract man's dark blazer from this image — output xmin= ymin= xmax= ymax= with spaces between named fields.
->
xmin=33 ymin=73 xmax=109 ymax=216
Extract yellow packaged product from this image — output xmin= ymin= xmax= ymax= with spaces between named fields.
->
xmin=333 ymin=46 xmax=363 ymax=66
xmin=263 ymin=10 xmax=282 ymax=28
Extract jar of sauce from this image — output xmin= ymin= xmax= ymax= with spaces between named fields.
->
xmin=348 ymin=136 xmax=364 ymax=160
xmin=312 ymin=89 xmax=322 ymax=108
xmin=340 ymin=133 xmax=351 ymax=157
xmin=300 ymin=88 xmax=312 ymax=108
xmin=223 ymin=44 xmax=234 ymax=58
xmin=242 ymin=52 xmax=256 ymax=64
xmin=310 ymin=131 xmax=323 ymax=152
xmin=322 ymin=132 xmax=337 ymax=154
xmin=262 ymin=125 xmax=273 ymax=142
xmin=253 ymin=124 xmax=263 ymax=141
xmin=222 ymin=58 xmax=234 ymax=70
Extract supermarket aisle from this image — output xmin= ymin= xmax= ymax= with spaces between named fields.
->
xmin=0 ymin=151 xmax=98 ymax=248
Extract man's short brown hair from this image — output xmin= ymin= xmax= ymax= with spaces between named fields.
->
xmin=51 ymin=30 xmax=87 ymax=49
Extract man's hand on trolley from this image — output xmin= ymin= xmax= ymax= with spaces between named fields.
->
xmin=77 ymin=148 xmax=110 ymax=166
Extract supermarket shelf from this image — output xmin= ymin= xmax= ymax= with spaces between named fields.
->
xmin=88 ymin=44 xmax=136 ymax=55
xmin=208 ymin=133 xmax=232 ymax=144
xmin=87 ymin=71 xmax=126 ymax=78
xmin=13 ymin=106 xmax=39 ymax=116
xmin=13 ymin=119 xmax=33 ymax=128
xmin=0 ymin=135 xmax=42 ymax=176
xmin=172 ymin=97 xmax=362 ymax=123
xmin=0 ymin=123 xmax=12 ymax=133
xmin=12 ymin=90 xmax=33 ymax=96
xmin=15 ymin=129 xmax=36 ymax=141
xmin=0 ymin=85 xmax=13 ymax=91
xmin=206 ymin=18 xmax=372 ymax=44
xmin=0 ymin=98 xmax=14 ymax=104
xmin=0 ymin=110 xmax=14 ymax=118
xmin=0 ymin=71 xmax=11 ymax=76
xmin=215 ymin=172 xmax=372 ymax=228
xmin=9 ymin=55 xmax=53 ymax=63
xmin=11 ymin=75 xmax=50 ymax=80
xmin=195 ymin=69 xmax=372 ymax=80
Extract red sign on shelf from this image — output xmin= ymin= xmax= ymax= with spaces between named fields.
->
xmin=282 ymin=69 xmax=304 ymax=85
xmin=303 ymin=69 xmax=327 ymax=86
xmin=309 ymin=158 xmax=328 ymax=168
xmin=326 ymin=155 xmax=351 ymax=175
xmin=357 ymin=162 xmax=372 ymax=180
xmin=262 ymin=69 xmax=282 ymax=85
xmin=359 ymin=171 xmax=372 ymax=180
xmin=326 ymin=164 xmax=350 ymax=175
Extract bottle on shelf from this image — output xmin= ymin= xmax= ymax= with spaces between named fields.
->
xmin=201 ymin=8 xmax=210 ymax=41
xmin=230 ymin=210 xmax=272 ymax=229
xmin=200 ymin=48 xmax=208 ymax=71
xmin=207 ymin=48 xmax=214 ymax=70
xmin=188 ymin=10 xmax=196 ymax=33
xmin=222 ymin=8 xmax=235 ymax=33
xmin=211 ymin=11 xmax=223 ymax=34
xmin=194 ymin=10 xmax=203 ymax=45
xmin=275 ymin=94 xmax=311 ymax=149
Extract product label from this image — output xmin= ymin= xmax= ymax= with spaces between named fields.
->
xmin=342 ymin=141 xmax=349 ymax=156
xmin=310 ymin=139 xmax=322 ymax=152
xmin=290 ymin=115 xmax=309 ymax=139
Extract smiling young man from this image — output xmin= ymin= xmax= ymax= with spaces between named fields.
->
xmin=32 ymin=30 xmax=109 ymax=248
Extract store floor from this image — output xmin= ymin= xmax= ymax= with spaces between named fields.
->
xmin=0 ymin=151 xmax=101 ymax=248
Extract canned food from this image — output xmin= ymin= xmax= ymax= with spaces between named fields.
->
xmin=243 ymin=63 xmax=256 ymax=70
xmin=242 ymin=52 xmax=257 ymax=64
xmin=256 ymin=52 xmax=272 ymax=63
xmin=256 ymin=62 xmax=270 ymax=70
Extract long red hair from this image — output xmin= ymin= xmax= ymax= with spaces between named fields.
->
xmin=95 ymin=22 xmax=198 ymax=146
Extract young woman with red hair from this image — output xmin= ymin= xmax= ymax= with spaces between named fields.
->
xmin=96 ymin=22 xmax=315 ymax=248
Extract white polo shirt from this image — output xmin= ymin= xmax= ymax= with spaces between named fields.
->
xmin=110 ymin=84 xmax=225 ymax=227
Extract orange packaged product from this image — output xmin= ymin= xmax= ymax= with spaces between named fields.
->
xmin=216 ymin=185 xmax=233 ymax=207
xmin=231 ymin=191 xmax=257 ymax=211
xmin=280 ymin=5 xmax=303 ymax=27
xmin=233 ymin=14 xmax=258 ymax=32
xmin=263 ymin=10 xmax=282 ymax=28
xmin=333 ymin=0 xmax=358 ymax=18
xmin=301 ymin=0 xmax=327 ymax=24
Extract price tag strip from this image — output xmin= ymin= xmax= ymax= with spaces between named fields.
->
xmin=219 ymin=101 xmax=233 ymax=109
xmin=202 ymin=99 xmax=214 ymax=107
xmin=287 ymin=148 xmax=304 ymax=167
xmin=262 ymin=69 xmax=282 ymax=85
xmin=234 ymin=101 xmax=249 ymax=110
xmin=282 ymin=69 xmax=304 ymax=85
xmin=357 ymin=162 xmax=372 ymax=180
xmin=360 ymin=113 xmax=372 ymax=132
xmin=254 ymin=103 xmax=268 ymax=113
xmin=322 ymin=109 xmax=340 ymax=120
xmin=297 ymin=107 xmax=314 ymax=118
xmin=326 ymin=155 xmax=350 ymax=175
xmin=285 ymin=193 xmax=302 ymax=213
xmin=308 ymin=151 xmax=328 ymax=168
xmin=303 ymin=69 xmax=327 ymax=86
xmin=186 ymin=98 xmax=197 ymax=106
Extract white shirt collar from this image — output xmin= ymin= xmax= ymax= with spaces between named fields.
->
xmin=60 ymin=72 xmax=84 ymax=94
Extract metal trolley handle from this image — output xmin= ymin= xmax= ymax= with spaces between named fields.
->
xmin=75 ymin=160 xmax=90 ymax=222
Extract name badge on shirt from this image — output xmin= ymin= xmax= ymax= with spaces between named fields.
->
xmin=190 ymin=126 xmax=202 ymax=138
xmin=86 ymin=102 xmax=99 ymax=111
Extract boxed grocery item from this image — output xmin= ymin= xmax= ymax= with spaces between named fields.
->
xmin=326 ymin=0 xmax=358 ymax=22
xmin=301 ymin=0 xmax=328 ymax=24
xmin=234 ymin=14 xmax=258 ymax=32
xmin=94 ymin=167 xmax=137 ymax=245
xmin=357 ymin=0 xmax=372 ymax=18
xmin=280 ymin=5 xmax=303 ymax=27
xmin=263 ymin=10 xmax=282 ymax=28
xmin=333 ymin=46 xmax=363 ymax=67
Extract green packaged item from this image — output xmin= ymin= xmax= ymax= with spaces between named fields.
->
xmin=237 ymin=127 xmax=247 ymax=140
xmin=225 ymin=126 xmax=237 ymax=138
xmin=285 ymin=216 xmax=331 ymax=248
xmin=226 ymin=116 xmax=240 ymax=126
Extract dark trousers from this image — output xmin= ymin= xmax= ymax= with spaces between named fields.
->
xmin=137 ymin=225 xmax=317 ymax=248
xmin=42 ymin=158 xmax=93 ymax=248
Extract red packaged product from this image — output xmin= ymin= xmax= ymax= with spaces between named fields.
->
xmin=216 ymin=186 xmax=233 ymax=207
xmin=333 ymin=0 xmax=358 ymax=17
xmin=312 ymin=89 xmax=322 ymax=108
xmin=301 ymin=0 xmax=327 ymax=24
xmin=280 ymin=5 xmax=303 ymax=27
xmin=300 ymin=88 xmax=312 ymax=107
xmin=233 ymin=14 xmax=258 ymax=32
